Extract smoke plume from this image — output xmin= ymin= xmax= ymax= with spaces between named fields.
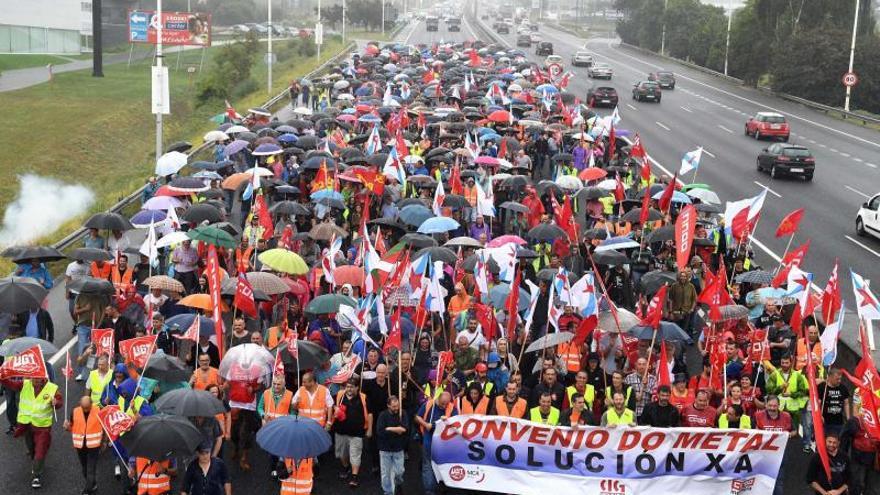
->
xmin=0 ymin=174 xmax=95 ymax=246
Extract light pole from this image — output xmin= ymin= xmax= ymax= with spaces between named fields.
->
xmin=155 ymin=0 xmax=164 ymax=163
xmin=723 ymin=0 xmax=733 ymax=76
xmin=342 ymin=0 xmax=346 ymax=43
xmin=382 ymin=0 xmax=386 ymax=36
xmin=268 ymin=0 xmax=273 ymax=94
xmin=844 ymin=0 xmax=860 ymax=112
xmin=660 ymin=0 xmax=668 ymax=55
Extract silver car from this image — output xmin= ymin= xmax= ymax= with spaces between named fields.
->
xmin=571 ymin=51 xmax=593 ymax=67
xmin=588 ymin=62 xmax=613 ymax=79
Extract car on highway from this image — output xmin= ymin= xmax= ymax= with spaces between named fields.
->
xmin=516 ymin=34 xmax=531 ymax=47
xmin=571 ymin=51 xmax=593 ymax=67
xmin=426 ymin=15 xmax=439 ymax=31
xmin=632 ymin=81 xmax=661 ymax=102
xmin=447 ymin=17 xmax=462 ymax=32
xmin=536 ymin=41 xmax=554 ymax=56
xmin=529 ymin=32 xmax=542 ymax=43
xmin=648 ymin=70 xmax=676 ymax=89
xmin=586 ymin=85 xmax=619 ymax=108
xmin=745 ymin=112 xmax=790 ymax=141
xmin=497 ymin=22 xmax=510 ymax=34
xmin=543 ymin=54 xmax=563 ymax=69
xmin=587 ymin=62 xmax=613 ymax=79
xmin=856 ymin=194 xmax=880 ymax=238
xmin=756 ymin=143 xmax=815 ymax=181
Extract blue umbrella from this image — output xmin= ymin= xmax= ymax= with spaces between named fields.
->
xmin=191 ymin=160 xmax=232 ymax=171
xmin=418 ymin=216 xmax=460 ymax=234
xmin=256 ymin=416 xmax=332 ymax=460
xmin=536 ymin=84 xmax=559 ymax=94
xmin=652 ymin=190 xmax=692 ymax=204
xmin=358 ymin=114 xmax=382 ymax=123
xmin=252 ymin=143 xmax=283 ymax=156
xmin=487 ymin=283 xmax=530 ymax=312
xmin=399 ymin=204 xmax=433 ymax=227
xmin=477 ymin=127 xmax=497 ymax=136
xmin=165 ymin=314 xmax=215 ymax=337
xmin=192 ymin=171 xmax=223 ymax=180
xmin=354 ymin=86 xmax=372 ymax=97
xmin=130 ymin=210 xmax=166 ymax=228
xmin=594 ymin=235 xmax=641 ymax=253
xmin=628 ymin=321 xmax=692 ymax=343
xmin=224 ymin=140 xmax=250 ymax=157
xmin=277 ymin=133 xmax=299 ymax=143
xmin=479 ymin=133 xmax=502 ymax=143
xmin=310 ymin=189 xmax=344 ymax=202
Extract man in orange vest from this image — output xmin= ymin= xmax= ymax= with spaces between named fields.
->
xmin=260 ymin=376 xmax=294 ymax=479
xmin=64 ymin=395 xmax=104 ymax=495
xmin=459 ymin=382 xmax=490 ymax=415
xmin=189 ymin=354 xmax=222 ymax=391
xmin=131 ymin=457 xmax=174 ymax=495
xmin=280 ymin=457 xmax=313 ymax=495
xmin=493 ymin=382 xmax=528 ymax=418
xmin=111 ymin=254 xmax=135 ymax=291
xmin=292 ymin=373 xmax=333 ymax=429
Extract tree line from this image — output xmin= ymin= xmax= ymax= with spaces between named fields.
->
xmin=615 ymin=0 xmax=880 ymax=114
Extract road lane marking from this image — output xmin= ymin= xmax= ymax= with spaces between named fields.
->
xmin=866 ymin=163 xmax=878 ymax=168
xmin=845 ymin=185 xmax=870 ymax=198
xmin=854 ymin=158 xmax=863 ymax=162
xmin=753 ymin=181 xmax=782 ymax=198
xmin=830 ymin=148 xmax=839 ymax=153
xmin=702 ymin=148 xmax=716 ymax=158
xmin=717 ymin=124 xmax=733 ymax=134
xmin=846 ymin=235 xmax=880 ymax=258
xmin=680 ymin=106 xmax=693 ymax=113
xmin=626 ymin=103 xmax=638 ymax=111
xmin=840 ymin=152 xmax=851 ymax=157
xmin=655 ymin=121 xmax=670 ymax=131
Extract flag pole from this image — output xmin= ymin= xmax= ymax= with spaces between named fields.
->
xmin=774 ymin=233 xmax=796 ymax=275
xmin=64 ymin=351 xmax=70 ymax=421
xmin=398 ymin=348 xmax=403 ymax=419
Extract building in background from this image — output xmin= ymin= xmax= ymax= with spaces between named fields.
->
xmin=0 ymin=0 xmax=83 ymax=53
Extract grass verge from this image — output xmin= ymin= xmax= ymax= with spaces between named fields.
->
xmin=0 ymin=54 xmax=76 ymax=71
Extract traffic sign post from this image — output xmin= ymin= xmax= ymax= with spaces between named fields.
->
xmin=842 ymin=71 xmax=859 ymax=88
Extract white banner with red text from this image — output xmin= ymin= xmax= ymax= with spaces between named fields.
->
xmin=431 ymin=415 xmax=784 ymax=495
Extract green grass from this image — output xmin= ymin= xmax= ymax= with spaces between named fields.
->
xmin=0 ymin=54 xmax=76 ymax=71
xmin=345 ymin=30 xmax=393 ymax=42
xmin=0 ymin=37 xmax=347 ymax=272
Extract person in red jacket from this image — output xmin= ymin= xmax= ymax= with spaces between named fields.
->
xmin=680 ymin=389 xmax=716 ymax=427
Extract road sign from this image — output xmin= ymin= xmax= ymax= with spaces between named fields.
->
xmin=315 ymin=22 xmax=324 ymax=46
xmin=842 ymin=71 xmax=859 ymax=87
xmin=548 ymin=63 xmax=563 ymax=78
xmin=151 ymin=66 xmax=170 ymax=115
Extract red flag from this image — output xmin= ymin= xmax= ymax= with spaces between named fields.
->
xmin=855 ymin=323 xmax=880 ymax=391
xmin=421 ymin=70 xmax=434 ymax=83
xmin=638 ymin=184 xmax=652 ymax=225
xmin=91 ymin=328 xmax=115 ymax=361
xmin=314 ymin=161 xmax=333 ymax=190
xmin=821 ymin=260 xmax=841 ymax=323
xmin=775 ymin=208 xmax=805 ymax=238
xmin=498 ymin=139 xmax=508 ymax=160
xmin=254 ymin=193 xmax=275 ymax=240
xmin=62 ymin=351 xmax=74 ymax=379
xmin=353 ymin=169 xmax=386 ymax=196
xmin=0 ymin=345 xmax=48 ymax=380
xmin=614 ymin=173 xmax=625 ymax=202
xmin=675 ymin=204 xmax=696 ymax=270
xmin=505 ymin=269 xmax=521 ymax=341
xmin=468 ymin=50 xmax=481 ymax=67
xmin=383 ymin=306 xmax=403 ymax=354
xmin=273 ymin=349 xmax=284 ymax=376
xmin=284 ymin=331 xmax=299 ymax=360
xmin=771 ymin=240 xmax=811 ymax=287
xmin=557 ymin=195 xmax=578 ymax=241
xmin=225 ymin=100 xmax=240 ymax=121
xmin=630 ymin=134 xmax=646 ymax=164
xmin=417 ymin=111 xmax=426 ymax=130
xmin=448 ymin=164 xmax=463 ymax=195
xmin=640 ymin=161 xmax=652 ymax=183
xmin=789 ymin=296 xmax=818 ymax=333
xmin=842 ymin=369 xmax=880 ymax=441
xmin=749 ymin=326 xmax=771 ymax=363
xmin=118 ymin=335 xmax=157 ymax=369
xmin=657 ymin=174 xmax=678 ymax=212
xmin=329 ymin=355 xmax=361 ymax=384
xmin=475 ymin=303 xmax=499 ymax=342
xmin=206 ymin=245 xmax=226 ymax=358
xmin=640 ymin=285 xmax=667 ymax=330
xmin=96 ymin=405 xmax=134 ymax=441
xmin=805 ymin=333 xmax=832 ymax=481
xmin=234 ymin=273 xmax=258 ymax=318
xmin=572 ymin=315 xmax=597 ymax=348
xmin=174 ymin=314 xmax=201 ymax=342
xmin=657 ymin=340 xmax=672 ymax=389
xmin=608 ymin=125 xmax=616 ymax=161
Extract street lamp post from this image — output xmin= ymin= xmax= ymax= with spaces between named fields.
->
xmin=660 ymin=0 xmax=668 ymax=55
xmin=382 ymin=0 xmax=386 ymax=37
xmin=342 ymin=0 xmax=346 ymax=43
xmin=268 ymin=0 xmax=273 ymax=94
xmin=844 ymin=0 xmax=860 ymax=112
xmin=155 ymin=0 xmax=164 ymax=163
xmin=724 ymin=0 xmax=733 ymax=76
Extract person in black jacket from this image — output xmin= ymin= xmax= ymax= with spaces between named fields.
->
xmin=376 ymin=396 xmax=409 ymax=495
xmin=15 ymin=308 xmax=54 ymax=342
xmin=806 ymin=433 xmax=850 ymax=494
xmin=639 ymin=385 xmax=680 ymax=428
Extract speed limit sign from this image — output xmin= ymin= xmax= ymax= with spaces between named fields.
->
xmin=842 ymin=71 xmax=859 ymax=87
xmin=548 ymin=63 xmax=563 ymax=78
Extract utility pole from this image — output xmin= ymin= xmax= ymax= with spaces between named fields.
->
xmin=268 ymin=0 xmax=273 ymax=94
xmin=92 ymin=0 xmax=103 ymax=77
xmin=382 ymin=0 xmax=386 ymax=36
xmin=844 ymin=0 xmax=860 ymax=112
xmin=342 ymin=0 xmax=346 ymax=43
xmin=155 ymin=0 xmax=165 ymax=162
xmin=724 ymin=0 xmax=733 ymax=76
xmin=660 ymin=0 xmax=668 ymax=55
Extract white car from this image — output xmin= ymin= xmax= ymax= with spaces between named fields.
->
xmin=529 ymin=32 xmax=542 ymax=43
xmin=543 ymin=54 xmax=563 ymax=68
xmin=856 ymin=194 xmax=880 ymax=239
xmin=588 ymin=62 xmax=613 ymax=79
xmin=571 ymin=51 xmax=593 ymax=67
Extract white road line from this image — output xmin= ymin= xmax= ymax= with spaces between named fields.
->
xmin=702 ymin=148 xmax=717 ymax=158
xmin=753 ymin=181 xmax=782 ymax=198
xmin=819 ymin=144 xmax=828 ymax=148
xmin=626 ymin=103 xmax=638 ymax=111
xmin=846 ymin=235 xmax=880 ymax=258
xmin=854 ymin=158 xmax=864 ymax=162
xmin=680 ymin=106 xmax=693 ymax=113
xmin=840 ymin=152 xmax=851 ymax=158
xmin=655 ymin=121 xmax=670 ymax=131
xmin=830 ymin=148 xmax=839 ymax=153
xmin=717 ymin=124 xmax=733 ymax=134
xmin=845 ymin=185 xmax=870 ymax=198
xmin=866 ymin=163 xmax=878 ymax=168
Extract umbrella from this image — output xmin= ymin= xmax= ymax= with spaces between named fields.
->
xmin=444 ymin=237 xmax=484 ymax=249
xmin=155 ymin=151 xmax=188 ymax=176
xmin=0 ymin=337 xmax=57 ymax=357
xmin=577 ymin=187 xmax=609 ymax=201
xmin=488 ymin=283 xmax=530 ymax=312
xmin=527 ymin=224 xmax=567 ymax=242
xmin=305 ymin=294 xmax=357 ymax=315
xmin=179 ymin=293 xmax=216 ymax=312
xmin=367 ymin=315 xmax=416 ymax=339
xmin=308 ymin=223 xmax=347 ymax=241
xmin=120 ymin=414 xmax=203 ymax=461
xmin=499 ymin=201 xmax=529 ymax=214
xmin=270 ymin=201 xmax=312 ymax=217
xmin=204 ymin=130 xmax=229 ymax=142
xmin=258 ymin=249 xmax=309 ymax=275
xmin=68 ymin=277 xmax=114 ymax=295
xmin=186 ymin=225 xmax=237 ymax=248
xmin=224 ymin=140 xmax=250 ymax=157
xmin=399 ymin=233 xmax=438 ymax=248
xmin=166 ymin=141 xmax=192 ymax=153
xmin=591 ymin=250 xmax=629 ymax=266
xmin=525 ymin=331 xmax=573 ymax=353
xmin=583 ymin=228 xmax=609 ymax=241
xmin=598 ymin=307 xmax=640 ymax=332
xmin=686 ymin=188 xmax=721 ymax=205
xmin=415 ymin=246 xmax=457 ymax=265
xmin=143 ymin=275 xmax=185 ymax=293
xmin=399 ymin=205 xmax=433 ymax=227
xmin=652 ymin=190 xmax=692 ymax=204
xmin=332 ymin=265 xmax=365 ymax=287
xmin=219 ymin=343 xmax=276 ymax=384
xmin=84 ymin=212 xmax=134 ymax=231
xmin=143 ymin=195 xmax=185 ymax=211
xmin=246 ymin=272 xmax=290 ymax=295
xmin=130 ymin=210 xmax=167 ymax=228
xmin=646 ymin=225 xmax=674 ymax=244
xmin=694 ymin=203 xmax=722 ymax=213
xmin=620 ymin=208 xmax=663 ymax=224
xmin=279 ymin=339 xmax=330 ymax=369
xmin=252 ymin=143 xmax=283 ymax=156
xmin=182 ymin=204 xmax=223 ymax=225
xmin=595 ymin=236 xmax=640 ymax=252
xmin=418 ymin=216 xmax=460 ymax=234
xmin=640 ymin=271 xmax=677 ymax=295
xmin=155 ymin=231 xmax=190 ymax=249
xmin=68 ymin=248 xmax=114 ymax=263
xmin=442 ymin=194 xmax=470 ymax=209
xmin=8 ymin=246 xmax=65 ymax=263
xmin=710 ymin=304 xmax=750 ymax=323
xmin=628 ymin=321 xmax=692 ymax=342
xmin=166 ymin=313 xmax=215 ymax=336
xmin=487 ymin=235 xmax=527 ymax=248
xmin=220 ymin=278 xmax=270 ymax=302
xmin=256 ymin=416 xmax=332 ymax=460
xmin=579 ymin=168 xmax=608 ymax=182
xmin=734 ymin=270 xmax=774 ymax=285
xmin=154 ymin=388 xmax=226 ymax=417
xmin=462 ymin=254 xmax=500 ymax=274
xmin=168 ymin=177 xmax=210 ymax=194
xmin=142 ymin=353 xmax=191 ymax=382
xmin=555 ymin=175 xmax=582 ymax=190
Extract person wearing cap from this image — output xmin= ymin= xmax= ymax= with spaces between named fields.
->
xmin=767 ymin=314 xmax=794 ymax=365
xmin=466 ymin=362 xmax=495 ymax=399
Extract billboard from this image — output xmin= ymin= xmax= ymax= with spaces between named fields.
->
xmin=129 ymin=10 xmax=212 ymax=46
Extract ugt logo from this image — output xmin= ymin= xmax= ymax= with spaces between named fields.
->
xmin=599 ymin=479 xmax=626 ymax=495
xmin=730 ymin=477 xmax=756 ymax=495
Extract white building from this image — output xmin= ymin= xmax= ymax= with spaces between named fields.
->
xmin=0 ymin=0 xmax=84 ymax=53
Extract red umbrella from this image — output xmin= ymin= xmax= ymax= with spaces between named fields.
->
xmin=579 ymin=168 xmax=608 ymax=182
xmin=154 ymin=185 xmax=192 ymax=197
xmin=487 ymin=110 xmax=512 ymax=123
xmin=332 ymin=265 xmax=366 ymax=288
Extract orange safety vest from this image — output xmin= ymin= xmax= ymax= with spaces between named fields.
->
xmin=795 ymin=339 xmax=822 ymax=371
xmin=557 ymin=341 xmax=582 ymax=373
xmin=281 ymin=458 xmax=313 ymax=495
xmin=236 ymin=247 xmax=253 ymax=274
xmin=464 ymin=186 xmax=478 ymax=207
xmin=216 ymin=411 xmax=228 ymax=437
xmin=263 ymin=389 xmax=294 ymax=420
xmin=71 ymin=406 xmax=102 ymax=449
xmin=296 ymin=386 xmax=329 ymax=427
xmin=494 ymin=396 xmax=527 ymax=418
xmin=459 ymin=396 xmax=489 ymax=415
xmin=112 ymin=266 xmax=134 ymax=288
xmin=420 ymin=400 xmax=455 ymax=433
xmin=90 ymin=262 xmax=112 ymax=280
xmin=136 ymin=458 xmax=171 ymax=495
xmin=266 ymin=326 xmax=290 ymax=350
xmin=335 ymin=391 xmax=369 ymax=430
xmin=192 ymin=368 xmax=221 ymax=391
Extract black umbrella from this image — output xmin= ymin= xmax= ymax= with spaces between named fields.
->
xmin=279 ymin=339 xmax=330 ymax=369
xmin=69 ymin=248 xmax=113 ymax=262
xmin=640 ymin=270 xmax=677 ymax=295
xmin=168 ymin=177 xmax=209 ymax=193
xmin=0 ymin=336 xmax=57 ymax=357
xmin=296 ymin=135 xmax=319 ymax=150
xmin=515 ymin=248 xmax=539 ymax=259
xmin=368 ymin=217 xmax=406 ymax=231
xmin=8 ymin=246 xmax=66 ymax=263
xmin=693 ymin=238 xmax=717 ymax=247
xmin=399 ymin=233 xmax=437 ymax=248
xmin=84 ymin=212 xmax=134 ymax=231
xmin=275 ymin=185 xmax=302 ymax=195
xmin=694 ymin=203 xmax=722 ymax=213
xmin=583 ymin=228 xmax=609 ymax=241
xmin=166 ymin=141 xmax=192 ymax=153
xmin=500 ymin=201 xmax=529 ymax=214
xmin=646 ymin=225 xmax=674 ymax=244
xmin=68 ymin=277 xmax=115 ymax=296
xmin=537 ymin=268 xmax=557 ymax=281
xmin=621 ymin=208 xmax=663 ymax=224
xmin=154 ymin=389 xmax=226 ymax=417
xmin=415 ymin=246 xmax=457 ymax=265
xmin=577 ymin=187 xmax=608 ymax=201
xmin=271 ymin=201 xmax=312 ymax=217
xmin=592 ymin=249 xmax=629 ymax=266
xmin=120 ymin=414 xmax=203 ymax=461
xmin=0 ymin=276 xmax=49 ymax=314
xmin=142 ymin=353 xmax=190 ymax=382
xmin=182 ymin=204 xmax=223 ymax=225
xmin=220 ymin=278 xmax=270 ymax=301
xmin=536 ymin=180 xmax=562 ymax=196
xmin=628 ymin=322 xmax=692 ymax=343
xmin=552 ymin=153 xmax=574 ymax=163
xmin=210 ymin=221 xmax=242 ymax=237
xmin=442 ymin=194 xmax=470 ymax=210
xmin=462 ymin=254 xmax=500 ymax=274
xmin=734 ymin=270 xmax=774 ymax=285
xmin=527 ymin=224 xmax=567 ymax=242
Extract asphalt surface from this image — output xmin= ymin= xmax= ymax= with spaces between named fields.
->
xmin=0 ymin=17 xmax=853 ymax=495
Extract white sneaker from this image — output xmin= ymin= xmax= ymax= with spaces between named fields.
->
xmin=74 ymin=374 xmax=84 ymax=382
xmin=114 ymin=465 xmax=121 ymax=479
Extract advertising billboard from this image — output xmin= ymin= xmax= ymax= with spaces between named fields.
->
xmin=129 ymin=10 xmax=211 ymax=46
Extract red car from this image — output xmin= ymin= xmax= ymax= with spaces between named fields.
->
xmin=745 ymin=112 xmax=790 ymax=141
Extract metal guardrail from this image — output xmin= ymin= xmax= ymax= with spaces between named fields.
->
xmin=52 ymin=40 xmax=357 ymax=253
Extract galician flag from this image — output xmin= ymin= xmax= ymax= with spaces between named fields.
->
xmin=679 ymin=147 xmax=703 ymax=175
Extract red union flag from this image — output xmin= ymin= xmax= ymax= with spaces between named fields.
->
xmin=206 ymin=245 xmax=226 ymax=358
xmin=329 ymin=355 xmax=361 ymax=384
xmin=0 ymin=345 xmax=48 ymax=380
xmin=91 ymin=328 xmax=115 ymax=361
xmin=234 ymin=273 xmax=258 ymax=318
xmin=118 ymin=335 xmax=157 ymax=369
xmin=749 ymin=327 xmax=771 ymax=363
xmin=675 ymin=204 xmax=696 ymax=270
xmin=97 ymin=405 xmax=134 ymax=441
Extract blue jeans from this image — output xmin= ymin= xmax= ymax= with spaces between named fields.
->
xmin=421 ymin=444 xmax=437 ymax=495
xmin=800 ymin=408 xmax=813 ymax=449
xmin=380 ymin=450 xmax=405 ymax=495
xmin=75 ymin=324 xmax=92 ymax=378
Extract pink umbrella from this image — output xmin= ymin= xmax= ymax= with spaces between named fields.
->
xmin=475 ymin=156 xmax=500 ymax=166
xmin=487 ymin=235 xmax=527 ymax=248
xmin=337 ymin=114 xmax=357 ymax=122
